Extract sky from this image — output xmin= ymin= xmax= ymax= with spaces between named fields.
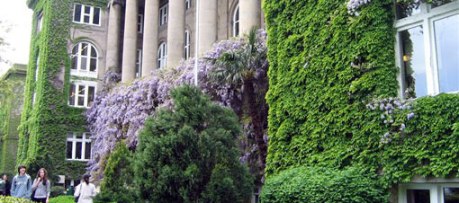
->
xmin=0 ymin=0 xmax=32 ymax=76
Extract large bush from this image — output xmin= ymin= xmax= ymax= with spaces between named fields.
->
xmin=261 ymin=167 xmax=386 ymax=203
xmin=96 ymin=141 xmax=136 ymax=203
xmin=134 ymin=85 xmax=253 ymax=203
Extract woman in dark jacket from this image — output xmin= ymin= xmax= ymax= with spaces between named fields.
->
xmin=0 ymin=173 xmax=11 ymax=196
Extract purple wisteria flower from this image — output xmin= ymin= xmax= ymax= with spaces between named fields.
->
xmin=86 ymin=29 xmax=269 ymax=178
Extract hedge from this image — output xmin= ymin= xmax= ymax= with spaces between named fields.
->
xmin=261 ymin=166 xmax=386 ymax=203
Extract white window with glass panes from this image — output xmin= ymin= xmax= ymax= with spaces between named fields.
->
xmin=136 ymin=49 xmax=142 ymax=78
xmin=68 ymin=80 xmax=96 ymax=108
xmin=66 ymin=132 xmax=92 ymax=161
xmin=395 ymin=0 xmax=459 ymax=99
xmin=159 ymin=4 xmax=168 ymax=26
xmin=399 ymin=181 xmax=459 ymax=203
xmin=73 ymin=4 xmax=101 ymax=26
xmin=71 ymin=42 xmax=98 ymax=78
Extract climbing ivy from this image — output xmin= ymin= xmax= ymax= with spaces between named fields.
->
xmin=0 ymin=66 xmax=27 ymax=174
xmin=263 ymin=0 xmax=459 ymax=188
xmin=17 ymin=0 xmax=104 ymax=180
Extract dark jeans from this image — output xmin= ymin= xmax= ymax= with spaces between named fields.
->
xmin=33 ymin=197 xmax=47 ymax=203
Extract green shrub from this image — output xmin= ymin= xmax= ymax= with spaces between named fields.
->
xmin=96 ymin=142 xmax=137 ymax=203
xmin=134 ymin=85 xmax=253 ymax=203
xmin=0 ymin=196 xmax=34 ymax=203
xmin=50 ymin=185 xmax=65 ymax=197
xmin=261 ymin=166 xmax=387 ymax=203
xmin=48 ymin=195 xmax=74 ymax=203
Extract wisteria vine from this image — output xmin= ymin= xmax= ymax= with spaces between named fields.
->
xmin=86 ymin=30 xmax=268 ymax=179
xmin=366 ymin=97 xmax=415 ymax=144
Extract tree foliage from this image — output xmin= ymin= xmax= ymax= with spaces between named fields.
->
xmin=207 ymin=28 xmax=269 ymax=185
xmin=96 ymin=141 xmax=136 ymax=203
xmin=261 ymin=166 xmax=386 ymax=203
xmin=87 ymin=31 xmax=268 ymax=185
xmin=134 ymin=85 xmax=252 ymax=203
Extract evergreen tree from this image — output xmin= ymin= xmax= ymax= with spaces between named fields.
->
xmin=134 ymin=85 xmax=252 ymax=203
xmin=96 ymin=141 xmax=136 ymax=203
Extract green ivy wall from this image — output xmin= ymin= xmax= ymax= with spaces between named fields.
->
xmin=0 ymin=65 xmax=27 ymax=175
xmin=263 ymin=0 xmax=459 ymax=187
xmin=17 ymin=0 xmax=106 ymax=179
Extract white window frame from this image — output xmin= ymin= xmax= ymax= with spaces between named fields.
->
xmin=73 ymin=4 xmax=101 ymax=26
xmin=233 ymin=5 xmax=240 ymax=37
xmin=68 ymin=80 xmax=97 ymax=108
xmin=66 ymin=132 xmax=92 ymax=161
xmin=71 ymin=42 xmax=98 ymax=78
xmin=395 ymin=1 xmax=459 ymax=98
xmin=158 ymin=42 xmax=167 ymax=69
xmin=399 ymin=182 xmax=459 ymax=203
xmin=184 ymin=30 xmax=191 ymax=60
xmin=136 ymin=49 xmax=142 ymax=78
xmin=159 ymin=4 xmax=168 ymax=26
xmin=138 ymin=14 xmax=144 ymax=33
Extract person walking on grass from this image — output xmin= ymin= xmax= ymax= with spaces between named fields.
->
xmin=11 ymin=165 xmax=32 ymax=199
xmin=74 ymin=174 xmax=96 ymax=203
xmin=32 ymin=168 xmax=51 ymax=203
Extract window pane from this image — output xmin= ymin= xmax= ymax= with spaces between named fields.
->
xmin=80 ymin=57 xmax=88 ymax=70
xmin=400 ymin=26 xmax=427 ymax=98
xmin=66 ymin=141 xmax=73 ymax=159
xmin=406 ymin=189 xmax=430 ymax=203
xmin=81 ymin=44 xmax=88 ymax=55
xmin=75 ymin=142 xmax=82 ymax=159
xmin=88 ymin=86 xmax=95 ymax=105
xmin=85 ymin=142 xmax=91 ymax=160
xmin=76 ymin=133 xmax=83 ymax=139
xmin=90 ymin=46 xmax=97 ymax=57
xmin=84 ymin=6 xmax=90 ymax=14
xmin=84 ymin=16 xmax=90 ymax=23
xmin=90 ymin=58 xmax=97 ymax=72
xmin=72 ymin=56 xmax=78 ymax=70
xmin=444 ymin=187 xmax=459 ymax=203
xmin=69 ymin=84 xmax=75 ymax=105
xmin=74 ymin=4 xmax=81 ymax=22
xmin=93 ymin=8 xmax=100 ymax=24
xmin=434 ymin=14 xmax=459 ymax=93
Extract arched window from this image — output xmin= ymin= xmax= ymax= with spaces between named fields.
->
xmin=158 ymin=42 xmax=167 ymax=69
xmin=71 ymin=42 xmax=98 ymax=77
xmin=232 ymin=5 xmax=240 ymax=37
xmin=184 ymin=30 xmax=191 ymax=60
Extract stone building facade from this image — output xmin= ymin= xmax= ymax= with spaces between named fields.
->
xmin=21 ymin=0 xmax=264 ymax=191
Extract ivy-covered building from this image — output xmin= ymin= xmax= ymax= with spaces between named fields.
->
xmin=262 ymin=0 xmax=459 ymax=202
xmin=0 ymin=64 xmax=27 ymax=175
xmin=19 ymin=0 xmax=263 ymax=189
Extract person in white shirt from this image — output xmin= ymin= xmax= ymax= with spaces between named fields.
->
xmin=74 ymin=174 xmax=96 ymax=203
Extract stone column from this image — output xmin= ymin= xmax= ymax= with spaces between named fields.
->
xmin=142 ymin=0 xmax=159 ymax=76
xmin=121 ymin=0 xmax=138 ymax=82
xmin=166 ymin=0 xmax=185 ymax=68
xmin=198 ymin=0 xmax=217 ymax=56
xmin=105 ymin=0 xmax=122 ymax=73
xmin=240 ymin=0 xmax=261 ymax=34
